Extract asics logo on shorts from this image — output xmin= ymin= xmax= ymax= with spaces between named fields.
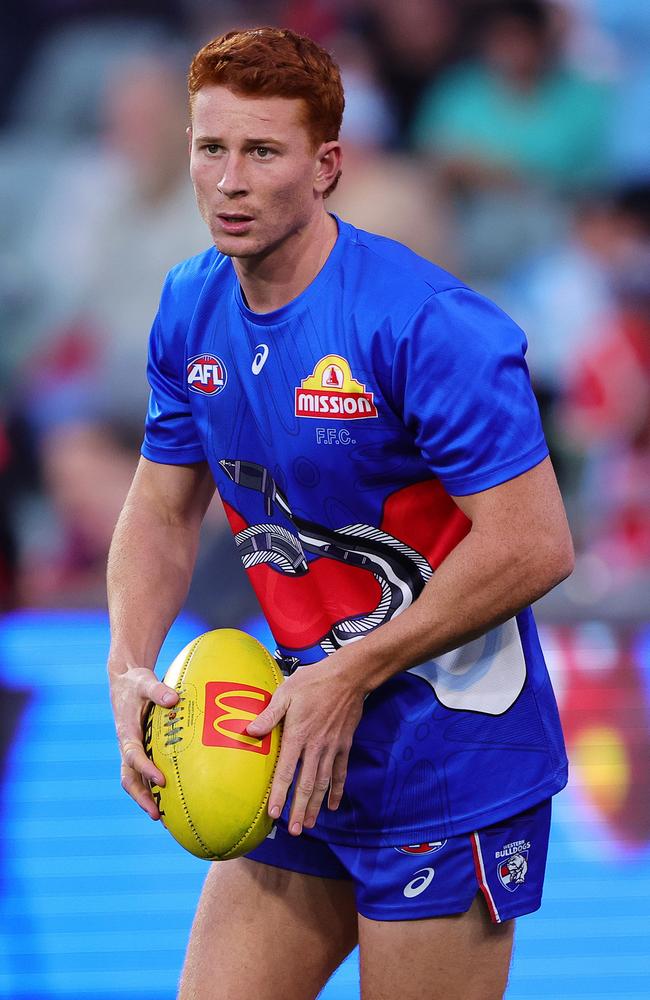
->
xmin=252 ymin=344 xmax=269 ymax=375
xmin=402 ymin=867 xmax=435 ymax=898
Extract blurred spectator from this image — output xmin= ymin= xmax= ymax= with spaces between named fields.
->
xmin=505 ymin=187 xmax=650 ymax=395
xmin=0 ymin=0 xmax=185 ymax=126
xmin=350 ymin=0 xmax=462 ymax=144
xmin=596 ymin=2 xmax=650 ymax=185
xmin=21 ymin=48 xmax=206 ymax=432
xmin=412 ymin=0 xmax=611 ymax=283
xmin=560 ymin=251 xmax=650 ymax=581
xmin=18 ymin=421 xmax=140 ymax=607
xmin=329 ymin=35 xmax=453 ymax=265
xmin=541 ymin=177 xmax=650 ymax=612
xmin=500 ymin=186 xmax=650 ymax=491
xmin=6 ymin=6 xmax=188 ymax=134
xmin=414 ymin=0 xmax=610 ymax=191
xmin=7 ymin=47 xmax=210 ymax=607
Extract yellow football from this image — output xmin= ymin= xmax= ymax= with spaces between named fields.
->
xmin=144 ymin=628 xmax=283 ymax=860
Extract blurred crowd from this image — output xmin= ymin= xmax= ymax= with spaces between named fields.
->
xmin=0 ymin=0 xmax=649 ymax=622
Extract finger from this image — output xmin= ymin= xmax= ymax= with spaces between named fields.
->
xmin=267 ymin=740 xmax=301 ymax=822
xmin=301 ymin=755 xmax=335 ymax=830
xmin=246 ymin=686 xmax=288 ymax=738
xmin=327 ymin=749 xmax=349 ymax=812
xmin=121 ymin=737 xmax=165 ymax=787
xmin=287 ymin=756 xmax=317 ymax=835
xmin=121 ymin=763 xmax=161 ymax=819
xmin=135 ymin=674 xmax=179 ymax=708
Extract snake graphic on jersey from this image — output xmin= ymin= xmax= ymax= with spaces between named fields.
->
xmin=220 ymin=458 xmax=432 ymax=659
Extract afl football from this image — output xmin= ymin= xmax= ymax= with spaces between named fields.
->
xmin=144 ymin=628 xmax=283 ymax=860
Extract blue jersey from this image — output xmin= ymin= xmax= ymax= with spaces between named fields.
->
xmin=142 ymin=218 xmax=568 ymax=847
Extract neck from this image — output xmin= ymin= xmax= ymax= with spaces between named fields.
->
xmin=233 ymin=211 xmax=337 ymax=314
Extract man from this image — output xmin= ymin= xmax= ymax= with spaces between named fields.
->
xmin=107 ymin=27 xmax=574 ymax=1000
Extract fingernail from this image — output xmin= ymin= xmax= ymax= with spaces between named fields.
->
xmin=162 ymin=692 xmax=175 ymax=706
xmin=290 ymin=822 xmax=301 ymax=835
xmin=270 ymin=805 xmax=280 ymax=819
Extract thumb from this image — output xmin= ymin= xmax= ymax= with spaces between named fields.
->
xmin=137 ymin=672 xmax=179 ymax=708
xmin=247 ymin=688 xmax=288 ymax=737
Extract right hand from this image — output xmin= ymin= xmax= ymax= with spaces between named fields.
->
xmin=109 ymin=665 xmax=179 ymax=819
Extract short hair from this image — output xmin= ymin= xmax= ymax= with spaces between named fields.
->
xmin=478 ymin=0 xmax=551 ymax=36
xmin=188 ymin=27 xmax=345 ymax=150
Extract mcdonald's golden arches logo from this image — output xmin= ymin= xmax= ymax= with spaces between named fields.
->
xmin=202 ymin=681 xmax=272 ymax=755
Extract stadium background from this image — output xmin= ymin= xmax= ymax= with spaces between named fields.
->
xmin=0 ymin=1 xmax=648 ymax=997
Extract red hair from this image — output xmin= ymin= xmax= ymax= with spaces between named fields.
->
xmin=188 ymin=27 xmax=345 ymax=151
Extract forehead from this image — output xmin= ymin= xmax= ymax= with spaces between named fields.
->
xmin=191 ymin=85 xmax=309 ymax=138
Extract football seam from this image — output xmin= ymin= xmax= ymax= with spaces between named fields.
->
xmin=172 ymin=636 xmax=216 ymax=860
xmin=221 ymin=647 xmax=285 ymax=860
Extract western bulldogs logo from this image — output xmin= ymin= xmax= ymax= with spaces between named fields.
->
xmin=497 ymin=851 xmax=528 ymax=891
xmin=187 ymin=354 xmax=227 ymax=396
xmin=395 ymin=841 xmax=447 ymax=855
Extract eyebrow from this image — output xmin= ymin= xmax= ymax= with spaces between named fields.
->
xmin=193 ymin=135 xmax=285 ymax=146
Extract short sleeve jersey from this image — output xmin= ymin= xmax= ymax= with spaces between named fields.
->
xmin=143 ymin=218 xmax=568 ymax=846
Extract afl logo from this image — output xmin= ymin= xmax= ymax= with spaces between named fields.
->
xmin=395 ymin=840 xmax=447 ymax=856
xmin=187 ymin=354 xmax=227 ymax=396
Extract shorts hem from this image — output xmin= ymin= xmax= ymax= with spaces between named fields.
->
xmin=491 ymin=896 xmax=543 ymax=923
xmin=357 ymin=896 xmax=475 ymax=922
xmin=245 ymin=850 xmax=350 ymax=883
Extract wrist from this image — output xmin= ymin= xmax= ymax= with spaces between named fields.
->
xmin=107 ymin=646 xmax=153 ymax=677
xmin=327 ymin=644 xmax=376 ymax=699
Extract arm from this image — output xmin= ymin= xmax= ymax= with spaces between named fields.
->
xmin=107 ymin=456 xmax=215 ymax=818
xmin=247 ymin=456 xmax=574 ymax=833
xmin=346 ymin=455 xmax=574 ymax=688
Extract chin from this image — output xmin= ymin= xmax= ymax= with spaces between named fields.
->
xmin=212 ymin=234 xmax=280 ymax=261
xmin=211 ymin=237 xmax=252 ymax=258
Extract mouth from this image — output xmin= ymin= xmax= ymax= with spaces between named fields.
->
xmin=217 ymin=213 xmax=254 ymax=235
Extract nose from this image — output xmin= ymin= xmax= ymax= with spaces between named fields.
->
xmin=217 ymin=153 xmax=248 ymax=198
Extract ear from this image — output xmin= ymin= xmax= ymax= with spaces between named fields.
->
xmin=314 ymin=141 xmax=343 ymax=195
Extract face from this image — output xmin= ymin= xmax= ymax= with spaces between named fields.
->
xmin=483 ymin=18 xmax=547 ymax=82
xmin=189 ymin=85 xmax=338 ymax=260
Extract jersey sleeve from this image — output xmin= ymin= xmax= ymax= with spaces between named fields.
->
xmin=391 ymin=287 xmax=548 ymax=495
xmin=141 ymin=268 xmax=207 ymax=465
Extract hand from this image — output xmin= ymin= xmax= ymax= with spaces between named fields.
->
xmin=108 ymin=663 xmax=179 ymax=819
xmin=246 ymin=655 xmax=365 ymax=835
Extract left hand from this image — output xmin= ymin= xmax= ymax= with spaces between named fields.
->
xmin=246 ymin=654 xmax=365 ymax=835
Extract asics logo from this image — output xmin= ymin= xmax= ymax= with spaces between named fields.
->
xmin=252 ymin=344 xmax=269 ymax=375
xmin=403 ymin=867 xmax=435 ymax=898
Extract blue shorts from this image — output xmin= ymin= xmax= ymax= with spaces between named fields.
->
xmin=247 ymin=798 xmax=552 ymax=923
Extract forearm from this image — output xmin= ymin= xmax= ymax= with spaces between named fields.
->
xmin=107 ymin=499 xmax=201 ymax=675
xmin=339 ymin=514 xmax=572 ymax=695
xmin=107 ymin=458 xmax=214 ymax=819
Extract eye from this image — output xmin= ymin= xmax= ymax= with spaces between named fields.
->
xmin=253 ymin=146 xmax=273 ymax=159
xmin=204 ymin=143 xmax=222 ymax=155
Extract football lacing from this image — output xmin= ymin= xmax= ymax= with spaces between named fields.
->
xmin=164 ymin=689 xmax=185 ymax=746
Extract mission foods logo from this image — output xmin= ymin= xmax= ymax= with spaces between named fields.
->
xmin=202 ymin=681 xmax=272 ymax=755
xmin=295 ymin=355 xmax=378 ymax=420
xmin=187 ymin=354 xmax=227 ymax=395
